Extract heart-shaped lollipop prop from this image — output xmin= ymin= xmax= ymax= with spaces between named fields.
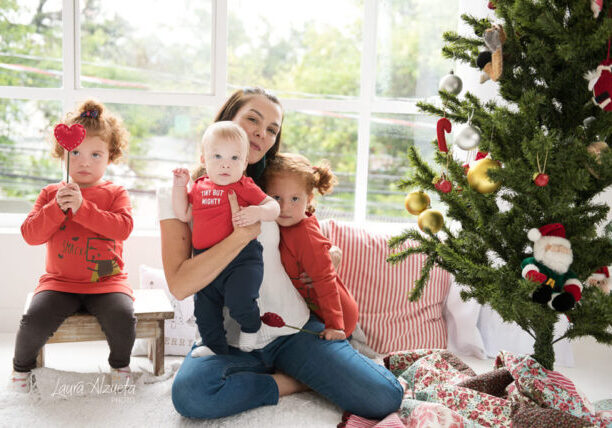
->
xmin=54 ymin=124 xmax=86 ymax=183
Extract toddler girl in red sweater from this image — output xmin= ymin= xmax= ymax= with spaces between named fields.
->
xmin=262 ymin=153 xmax=358 ymax=341
xmin=9 ymin=100 xmax=135 ymax=392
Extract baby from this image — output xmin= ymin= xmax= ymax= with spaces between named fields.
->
xmin=172 ymin=121 xmax=280 ymax=353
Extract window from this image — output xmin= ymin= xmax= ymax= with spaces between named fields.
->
xmin=0 ymin=0 xmax=458 ymax=228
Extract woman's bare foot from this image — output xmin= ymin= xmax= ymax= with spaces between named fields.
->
xmin=271 ymin=372 xmax=310 ymax=396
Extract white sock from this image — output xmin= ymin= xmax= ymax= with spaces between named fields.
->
xmin=8 ymin=370 xmax=31 ymax=393
xmin=191 ymin=345 xmax=215 ymax=358
xmin=110 ymin=366 xmax=132 ymax=385
xmin=238 ymin=332 xmax=259 ymax=352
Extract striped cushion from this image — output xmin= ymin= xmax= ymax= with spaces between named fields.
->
xmin=320 ymin=219 xmax=451 ymax=354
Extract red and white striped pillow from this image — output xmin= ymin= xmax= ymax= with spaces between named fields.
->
xmin=320 ymin=219 xmax=451 ymax=354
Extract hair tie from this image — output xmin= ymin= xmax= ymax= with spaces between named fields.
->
xmin=80 ymin=109 xmax=99 ymax=118
xmin=312 ymin=166 xmax=319 ymax=172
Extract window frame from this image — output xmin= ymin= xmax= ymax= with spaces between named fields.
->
xmin=0 ymin=0 xmax=438 ymax=227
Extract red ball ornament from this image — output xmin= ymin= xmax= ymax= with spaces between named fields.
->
xmin=587 ymin=60 xmax=612 ymax=111
xmin=533 ymin=173 xmax=549 ymax=187
xmin=487 ymin=1 xmax=496 ymax=9
xmin=434 ymin=177 xmax=453 ymax=193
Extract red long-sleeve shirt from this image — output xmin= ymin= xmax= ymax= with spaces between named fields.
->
xmin=279 ymin=214 xmax=358 ymax=336
xmin=21 ymin=181 xmax=134 ymax=299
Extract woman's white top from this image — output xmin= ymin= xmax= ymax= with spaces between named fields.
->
xmin=157 ymin=186 xmax=310 ymax=349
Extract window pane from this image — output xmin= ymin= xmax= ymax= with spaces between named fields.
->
xmin=0 ymin=0 xmax=62 ymax=88
xmin=0 ymin=98 xmax=63 ymax=212
xmin=367 ymin=113 xmax=441 ymax=222
xmin=281 ymin=111 xmax=357 ymax=220
xmin=80 ymin=1 xmax=213 ymax=92
xmin=376 ymin=0 xmax=458 ymax=99
xmin=106 ymin=104 xmax=214 ymax=228
xmin=227 ymin=0 xmax=362 ymax=99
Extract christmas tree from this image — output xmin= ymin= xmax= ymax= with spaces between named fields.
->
xmin=388 ymin=0 xmax=612 ymax=370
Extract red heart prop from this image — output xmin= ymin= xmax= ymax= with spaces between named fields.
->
xmin=54 ymin=124 xmax=86 ymax=151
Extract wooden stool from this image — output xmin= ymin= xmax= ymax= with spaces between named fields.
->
xmin=24 ymin=289 xmax=174 ymax=376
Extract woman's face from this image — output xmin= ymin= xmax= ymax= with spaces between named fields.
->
xmin=232 ymin=95 xmax=282 ymax=165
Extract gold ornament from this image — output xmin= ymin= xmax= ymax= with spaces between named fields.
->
xmin=467 ymin=158 xmax=502 ymax=193
xmin=586 ymin=141 xmax=609 ymax=179
xmin=404 ymin=191 xmax=431 ymax=215
xmin=418 ymin=209 xmax=444 ymax=234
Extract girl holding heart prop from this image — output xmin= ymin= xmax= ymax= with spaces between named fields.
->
xmin=11 ymin=100 xmax=134 ymax=393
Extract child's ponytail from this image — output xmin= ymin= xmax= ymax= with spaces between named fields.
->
xmin=262 ymin=152 xmax=337 ymax=215
xmin=312 ymin=161 xmax=337 ymax=196
xmin=52 ymin=99 xmax=128 ymax=163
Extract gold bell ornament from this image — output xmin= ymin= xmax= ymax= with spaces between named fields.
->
xmin=467 ymin=158 xmax=502 ymax=194
xmin=418 ymin=209 xmax=445 ymax=234
xmin=404 ymin=191 xmax=431 ymax=215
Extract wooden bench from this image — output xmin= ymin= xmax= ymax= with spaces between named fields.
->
xmin=24 ymin=289 xmax=174 ymax=376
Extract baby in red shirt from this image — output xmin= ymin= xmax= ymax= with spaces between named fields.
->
xmin=262 ymin=153 xmax=358 ymax=341
xmin=172 ymin=121 xmax=279 ymax=353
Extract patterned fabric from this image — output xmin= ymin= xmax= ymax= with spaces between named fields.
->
xmin=455 ymin=368 xmax=513 ymax=398
xmin=319 ymin=220 xmax=451 ymax=354
xmin=401 ymin=400 xmax=471 ymax=428
xmin=416 ymin=384 xmax=513 ymax=427
xmin=496 ymin=351 xmax=612 ymax=427
xmin=344 ymin=350 xmax=612 ymax=428
xmin=510 ymin=404 xmax=593 ymax=428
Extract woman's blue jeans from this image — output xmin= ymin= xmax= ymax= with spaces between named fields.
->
xmin=171 ymin=315 xmax=403 ymax=420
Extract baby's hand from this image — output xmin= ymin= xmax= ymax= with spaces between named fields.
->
xmin=232 ymin=205 xmax=262 ymax=227
xmin=320 ymin=329 xmax=346 ymax=341
xmin=173 ymin=168 xmax=190 ymax=187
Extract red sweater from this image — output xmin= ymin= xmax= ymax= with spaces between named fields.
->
xmin=279 ymin=215 xmax=358 ymax=335
xmin=21 ymin=181 xmax=134 ymax=299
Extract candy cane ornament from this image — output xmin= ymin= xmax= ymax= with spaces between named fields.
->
xmin=436 ymin=117 xmax=452 ymax=153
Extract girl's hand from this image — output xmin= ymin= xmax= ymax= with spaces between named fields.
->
xmin=232 ymin=205 xmax=262 ymax=227
xmin=229 ymin=191 xmax=260 ymax=241
xmin=56 ymin=182 xmax=83 ymax=214
xmin=320 ymin=328 xmax=346 ymax=341
xmin=329 ymin=245 xmax=342 ymax=269
xmin=300 ymin=245 xmax=343 ymax=284
xmin=173 ymin=168 xmax=191 ymax=187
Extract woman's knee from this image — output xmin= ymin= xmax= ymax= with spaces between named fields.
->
xmin=171 ymin=361 xmax=224 ymax=419
xmin=354 ymin=375 xmax=403 ymax=419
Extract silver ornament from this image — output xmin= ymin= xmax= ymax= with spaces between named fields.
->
xmin=454 ymin=123 xmax=481 ymax=150
xmin=439 ymin=71 xmax=463 ymax=95
xmin=583 ymin=116 xmax=596 ymax=128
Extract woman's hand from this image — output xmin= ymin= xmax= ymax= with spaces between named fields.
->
xmin=56 ymin=182 xmax=83 ymax=214
xmin=320 ymin=328 xmax=346 ymax=341
xmin=229 ymin=190 xmax=260 ymax=241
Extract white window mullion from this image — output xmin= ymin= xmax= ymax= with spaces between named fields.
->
xmin=62 ymin=0 xmax=78 ymax=112
xmin=212 ymin=0 xmax=228 ymax=105
xmin=354 ymin=0 xmax=378 ymax=223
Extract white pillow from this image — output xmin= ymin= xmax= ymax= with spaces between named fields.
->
xmin=132 ymin=264 xmax=197 ymax=356
xmin=477 ymin=304 xmax=575 ymax=367
xmin=444 ymin=278 xmax=487 ymax=359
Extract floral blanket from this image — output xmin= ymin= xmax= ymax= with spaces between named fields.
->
xmin=339 ymin=350 xmax=612 ymax=428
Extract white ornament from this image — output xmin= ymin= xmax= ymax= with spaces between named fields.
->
xmin=455 ymin=123 xmax=481 ymax=150
xmin=439 ymin=71 xmax=463 ymax=95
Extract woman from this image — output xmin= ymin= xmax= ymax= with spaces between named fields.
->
xmin=161 ymin=87 xmax=403 ymax=419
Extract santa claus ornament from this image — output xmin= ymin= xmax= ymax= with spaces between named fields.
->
xmin=587 ymin=266 xmax=611 ymax=294
xmin=521 ymin=223 xmax=583 ymax=312
xmin=591 ymin=0 xmax=603 ymax=18
xmin=585 ymin=59 xmax=612 ymax=111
